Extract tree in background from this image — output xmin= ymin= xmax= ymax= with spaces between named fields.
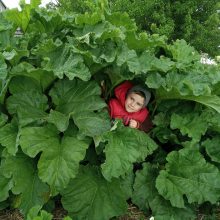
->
xmin=48 ymin=0 xmax=96 ymax=13
xmin=111 ymin=0 xmax=174 ymax=37
xmin=54 ymin=0 xmax=219 ymax=57
xmin=110 ymin=0 xmax=220 ymax=57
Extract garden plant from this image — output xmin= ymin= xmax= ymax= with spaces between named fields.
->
xmin=0 ymin=0 xmax=220 ymax=219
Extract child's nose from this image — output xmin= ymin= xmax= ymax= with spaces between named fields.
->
xmin=130 ymin=102 xmax=135 ymax=107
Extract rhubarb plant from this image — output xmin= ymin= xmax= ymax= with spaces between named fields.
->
xmin=0 ymin=0 xmax=220 ymax=219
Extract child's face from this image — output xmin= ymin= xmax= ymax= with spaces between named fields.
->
xmin=125 ymin=92 xmax=145 ymax=113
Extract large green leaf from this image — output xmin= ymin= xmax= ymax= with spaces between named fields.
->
xmin=106 ymin=12 xmax=137 ymax=31
xmin=119 ymin=170 xmax=134 ymax=200
xmin=0 ymin=28 xmax=11 ymax=51
xmin=6 ymin=91 xmax=48 ymax=126
xmin=0 ymin=13 xmax=13 ymax=32
xmin=156 ymin=147 xmax=220 ymax=208
xmin=67 ymin=36 xmax=118 ymax=68
xmin=61 ymin=166 xmax=127 ymax=220
xmin=0 ymin=78 xmax=10 ymax=104
xmin=202 ymin=109 xmax=220 ymax=133
xmin=150 ymin=196 xmax=196 ymax=220
xmin=132 ymin=163 xmax=159 ymax=212
xmin=20 ymin=125 xmax=59 ymax=157
xmin=19 ymin=124 xmax=89 ymax=193
xmin=156 ymin=87 xmax=220 ymax=114
xmin=0 ymin=173 xmax=12 ymax=202
xmin=73 ymin=111 xmax=111 ymax=137
xmin=49 ymin=78 xmax=105 ymax=113
xmin=4 ymin=8 xmax=29 ymax=32
xmin=170 ymin=112 xmax=208 ymax=142
xmin=148 ymin=66 xmax=214 ymax=96
xmin=0 ymin=120 xmax=19 ymax=155
xmin=77 ymin=20 xmax=125 ymax=42
xmin=47 ymin=110 xmax=69 ymax=132
xmin=168 ymin=40 xmax=200 ymax=69
xmin=125 ymin=32 xmax=167 ymax=51
xmin=6 ymin=78 xmax=48 ymax=126
xmin=132 ymin=163 xmax=196 ymax=220
xmin=4 ymin=0 xmax=40 ymax=32
xmin=0 ymin=152 xmax=49 ymax=215
xmin=9 ymin=75 xmax=41 ymax=93
xmin=0 ymin=54 xmax=7 ymax=80
xmin=0 ymin=112 xmax=8 ymax=127
xmin=32 ymin=39 xmax=91 ymax=81
xmin=90 ymin=41 xmax=117 ymax=63
xmin=27 ymin=7 xmax=63 ymax=35
xmin=127 ymin=50 xmax=173 ymax=74
xmin=116 ymin=44 xmax=137 ymax=67
xmin=101 ymin=121 xmax=158 ymax=181
xmin=202 ymin=137 xmax=220 ymax=163
xmin=27 ymin=205 xmax=53 ymax=220
xmin=10 ymin=64 xmax=55 ymax=92
xmin=3 ymin=46 xmax=29 ymax=66
xmin=49 ymin=78 xmax=111 ymax=136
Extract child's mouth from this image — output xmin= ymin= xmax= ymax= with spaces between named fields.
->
xmin=128 ymin=106 xmax=134 ymax=111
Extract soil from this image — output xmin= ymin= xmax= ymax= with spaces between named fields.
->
xmin=0 ymin=205 xmax=148 ymax=220
xmin=1 ymin=205 xmax=219 ymax=220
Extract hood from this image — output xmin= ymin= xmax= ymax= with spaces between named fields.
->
xmin=114 ymin=81 xmax=133 ymax=107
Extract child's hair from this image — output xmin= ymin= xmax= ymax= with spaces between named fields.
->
xmin=127 ymin=85 xmax=151 ymax=107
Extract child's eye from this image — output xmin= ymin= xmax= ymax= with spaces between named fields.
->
xmin=130 ymin=97 xmax=134 ymax=101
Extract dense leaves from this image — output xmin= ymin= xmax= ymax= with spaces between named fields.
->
xmin=110 ymin=0 xmax=220 ymax=57
xmin=0 ymin=152 xmax=49 ymax=214
xmin=156 ymin=147 xmax=220 ymax=208
xmin=61 ymin=166 xmax=127 ymax=220
xmin=202 ymin=137 xmax=220 ymax=163
xmin=132 ymin=163 xmax=196 ymax=219
xmin=49 ymin=78 xmax=111 ymax=136
xmin=20 ymin=124 xmax=89 ymax=194
xmin=0 ymin=120 xmax=19 ymax=155
xmin=101 ymin=121 xmax=157 ymax=180
xmin=55 ymin=0 xmax=220 ymax=56
xmin=0 ymin=173 xmax=12 ymax=202
xmin=0 ymin=0 xmax=219 ymax=219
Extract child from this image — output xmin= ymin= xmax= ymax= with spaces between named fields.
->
xmin=109 ymin=81 xmax=152 ymax=132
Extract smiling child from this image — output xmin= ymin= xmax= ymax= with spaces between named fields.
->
xmin=109 ymin=81 xmax=152 ymax=131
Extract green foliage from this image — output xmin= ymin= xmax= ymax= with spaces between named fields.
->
xmin=202 ymin=137 xmax=220 ymax=163
xmin=0 ymin=172 xmax=12 ymax=203
xmin=101 ymin=120 xmax=157 ymax=180
xmin=61 ymin=166 xmax=127 ymax=220
xmin=110 ymin=0 xmax=220 ymax=57
xmin=0 ymin=152 xmax=49 ymax=215
xmin=20 ymin=124 xmax=89 ymax=194
xmin=0 ymin=119 xmax=19 ymax=155
xmin=0 ymin=0 xmax=220 ymax=219
xmin=49 ymin=78 xmax=110 ymax=136
xmin=26 ymin=205 xmax=72 ymax=220
xmin=111 ymin=0 xmax=174 ymax=36
xmin=156 ymin=147 xmax=220 ymax=208
xmin=132 ymin=163 xmax=196 ymax=219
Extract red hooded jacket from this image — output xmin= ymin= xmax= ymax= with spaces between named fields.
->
xmin=109 ymin=81 xmax=149 ymax=127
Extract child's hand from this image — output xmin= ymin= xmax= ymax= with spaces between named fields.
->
xmin=129 ymin=119 xmax=139 ymax=128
